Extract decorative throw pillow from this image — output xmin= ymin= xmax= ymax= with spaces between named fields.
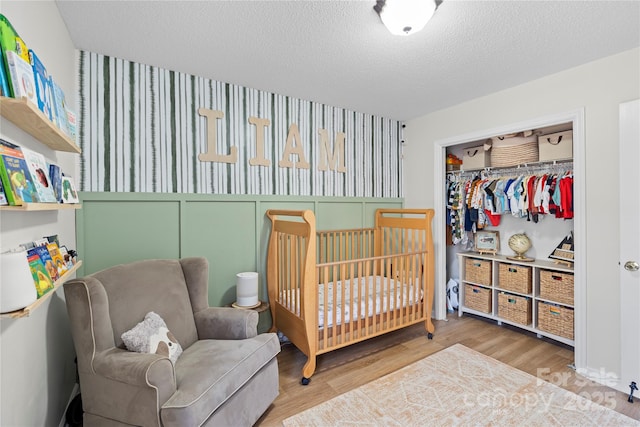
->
xmin=121 ymin=311 xmax=183 ymax=364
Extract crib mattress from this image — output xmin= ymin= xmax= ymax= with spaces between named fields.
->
xmin=282 ymin=275 xmax=423 ymax=328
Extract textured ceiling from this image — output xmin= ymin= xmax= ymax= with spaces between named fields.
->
xmin=55 ymin=0 xmax=640 ymax=121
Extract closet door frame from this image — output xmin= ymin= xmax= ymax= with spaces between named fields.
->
xmin=433 ymin=108 xmax=586 ymax=370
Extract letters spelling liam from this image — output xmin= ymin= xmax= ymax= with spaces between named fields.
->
xmin=197 ymin=108 xmax=347 ymax=173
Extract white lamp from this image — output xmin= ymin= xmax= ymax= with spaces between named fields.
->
xmin=374 ymin=0 xmax=437 ymax=36
xmin=1 ymin=249 xmax=38 ymax=313
xmin=235 ymin=272 xmax=259 ymax=308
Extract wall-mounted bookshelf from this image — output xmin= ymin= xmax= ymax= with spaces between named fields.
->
xmin=0 ymin=261 xmax=82 ymax=319
xmin=0 ymin=203 xmax=81 ymax=211
xmin=0 ymin=96 xmax=81 ymax=153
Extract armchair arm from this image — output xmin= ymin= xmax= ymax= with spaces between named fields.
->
xmin=93 ymin=348 xmax=176 ymax=396
xmin=194 ymin=307 xmax=258 ymax=340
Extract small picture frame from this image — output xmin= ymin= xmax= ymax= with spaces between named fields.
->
xmin=61 ymin=176 xmax=79 ymax=203
xmin=475 ymin=230 xmax=500 ymax=255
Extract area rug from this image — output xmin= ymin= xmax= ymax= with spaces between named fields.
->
xmin=282 ymin=344 xmax=639 ymax=426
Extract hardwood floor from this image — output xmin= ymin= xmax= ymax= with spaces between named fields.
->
xmin=256 ymin=314 xmax=640 ymax=425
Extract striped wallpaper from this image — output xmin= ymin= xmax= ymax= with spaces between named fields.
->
xmin=79 ymin=51 xmax=403 ymax=197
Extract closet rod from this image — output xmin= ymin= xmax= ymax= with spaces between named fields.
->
xmin=451 ymin=159 xmax=572 ymax=178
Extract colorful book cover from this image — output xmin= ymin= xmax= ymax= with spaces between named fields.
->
xmin=61 ymin=175 xmax=79 ymax=203
xmin=6 ymin=50 xmax=37 ymax=104
xmin=21 ymin=147 xmax=57 ymax=202
xmin=13 ymin=35 xmax=29 ymax=63
xmin=48 ymin=163 xmax=62 ymax=202
xmin=49 ymin=76 xmax=70 ymax=136
xmin=0 ymin=14 xmax=26 ymax=97
xmin=66 ymin=109 xmax=77 ymax=141
xmin=0 ymin=176 xmax=8 ymax=205
xmin=30 ymin=245 xmax=59 ymax=281
xmin=28 ymin=49 xmax=54 ymax=120
xmin=46 ymin=242 xmax=68 ymax=276
xmin=27 ymin=252 xmax=54 ymax=298
xmin=0 ymin=47 xmax=9 ymax=97
xmin=33 ymin=237 xmax=49 ymax=247
xmin=0 ymin=139 xmax=37 ymax=205
xmin=58 ymin=245 xmax=74 ymax=269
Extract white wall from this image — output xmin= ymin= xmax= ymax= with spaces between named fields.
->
xmin=403 ymin=48 xmax=639 ymax=381
xmin=0 ymin=1 xmax=79 ymax=425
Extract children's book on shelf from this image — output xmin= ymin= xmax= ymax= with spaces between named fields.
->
xmin=67 ymin=109 xmax=77 ymax=141
xmin=27 ymin=252 xmax=54 ymax=298
xmin=46 ymin=242 xmax=68 ymax=276
xmin=44 ymin=234 xmax=59 ymax=246
xmin=28 ymin=49 xmax=54 ymax=120
xmin=6 ymin=50 xmax=37 ymax=104
xmin=33 ymin=237 xmax=49 ymax=247
xmin=58 ymin=245 xmax=75 ymax=269
xmin=48 ymin=163 xmax=62 ymax=202
xmin=0 ymin=47 xmax=9 ymax=97
xmin=21 ymin=147 xmax=57 ymax=202
xmin=0 ymin=14 xmax=29 ymax=97
xmin=49 ymin=76 xmax=70 ymax=136
xmin=61 ymin=175 xmax=79 ymax=203
xmin=29 ymin=245 xmax=59 ymax=281
xmin=0 ymin=177 xmax=8 ymax=205
xmin=0 ymin=139 xmax=37 ymax=205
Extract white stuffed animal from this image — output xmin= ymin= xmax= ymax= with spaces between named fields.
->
xmin=121 ymin=311 xmax=183 ymax=364
xmin=149 ymin=326 xmax=181 ymax=362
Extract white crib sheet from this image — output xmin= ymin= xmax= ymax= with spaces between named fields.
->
xmin=281 ymin=275 xmax=423 ymax=328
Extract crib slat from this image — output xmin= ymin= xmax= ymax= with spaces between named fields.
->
xmin=383 ymin=258 xmax=395 ymax=324
xmin=279 ymin=234 xmax=286 ymax=309
xmin=349 ymin=262 xmax=360 ymax=339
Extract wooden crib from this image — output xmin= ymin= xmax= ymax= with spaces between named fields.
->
xmin=265 ymin=208 xmax=435 ymax=384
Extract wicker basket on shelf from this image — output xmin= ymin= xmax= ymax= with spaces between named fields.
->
xmin=539 ymin=270 xmax=574 ymax=305
xmin=497 ymin=263 xmax=532 ymax=294
xmin=465 ymin=258 xmax=492 ymax=286
xmin=537 ymin=301 xmax=574 ymax=340
xmin=498 ymin=292 xmax=532 ymax=325
xmin=464 ymin=284 xmax=492 ymax=313
xmin=489 ymin=135 xmax=539 ymax=168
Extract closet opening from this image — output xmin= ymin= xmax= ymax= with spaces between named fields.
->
xmin=432 ymin=109 xmax=585 ymax=371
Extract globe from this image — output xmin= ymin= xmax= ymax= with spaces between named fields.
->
xmin=508 ymin=233 xmax=532 ymax=260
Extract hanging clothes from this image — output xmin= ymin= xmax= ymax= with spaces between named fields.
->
xmin=446 ymin=164 xmax=574 ymax=246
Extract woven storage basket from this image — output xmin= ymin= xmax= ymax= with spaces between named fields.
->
xmin=497 ymin=263 xmax=532 ymax=294
xmin=539 ymin=270 xmax=574 ymax=305
xmin=498 ymin=292 xmax=532 ymax=326
xmin=464 ymin=284 xmax=492 ymax=313
xmin=464 ymin=258 xmax=492 ymax=286
xmin=537 ymin=301 xmax=574 ymax=340
xmin=490 ymin=137 xmax=539 ymax=168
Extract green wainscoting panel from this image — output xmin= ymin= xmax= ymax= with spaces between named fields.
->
xmin=77 ymin=193 xmax=403 ymax=331
xmin=181 ymin=200 xmax=256 ymax=306
xmin=365 ymin=202 xmax=403 ymax=227
xmin=78 ymin=199 xmax=181 ymax=274
xmin=316 ymin=202 xmax=363 ymax=230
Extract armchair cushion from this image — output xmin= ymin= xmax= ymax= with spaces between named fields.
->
xmin=92 ymin=348 xmax=175 ymax=389
xmin=194 ymin=307 xmax=258 ymax=340
xmin=161 ymin=333 xmax=280 ymax=426
xmin=122 ymin=311 xmax=183 ymax=363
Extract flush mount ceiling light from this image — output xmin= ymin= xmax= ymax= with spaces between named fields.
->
xmin=374 ymin=0 xmax=437 ymax=36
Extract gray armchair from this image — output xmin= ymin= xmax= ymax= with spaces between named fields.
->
xmin=64 ymin=257 xmax=280 ymax=426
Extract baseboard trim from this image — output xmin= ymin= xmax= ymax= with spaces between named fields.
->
xmin=576 ymin=366 xmax=625 ymax=393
